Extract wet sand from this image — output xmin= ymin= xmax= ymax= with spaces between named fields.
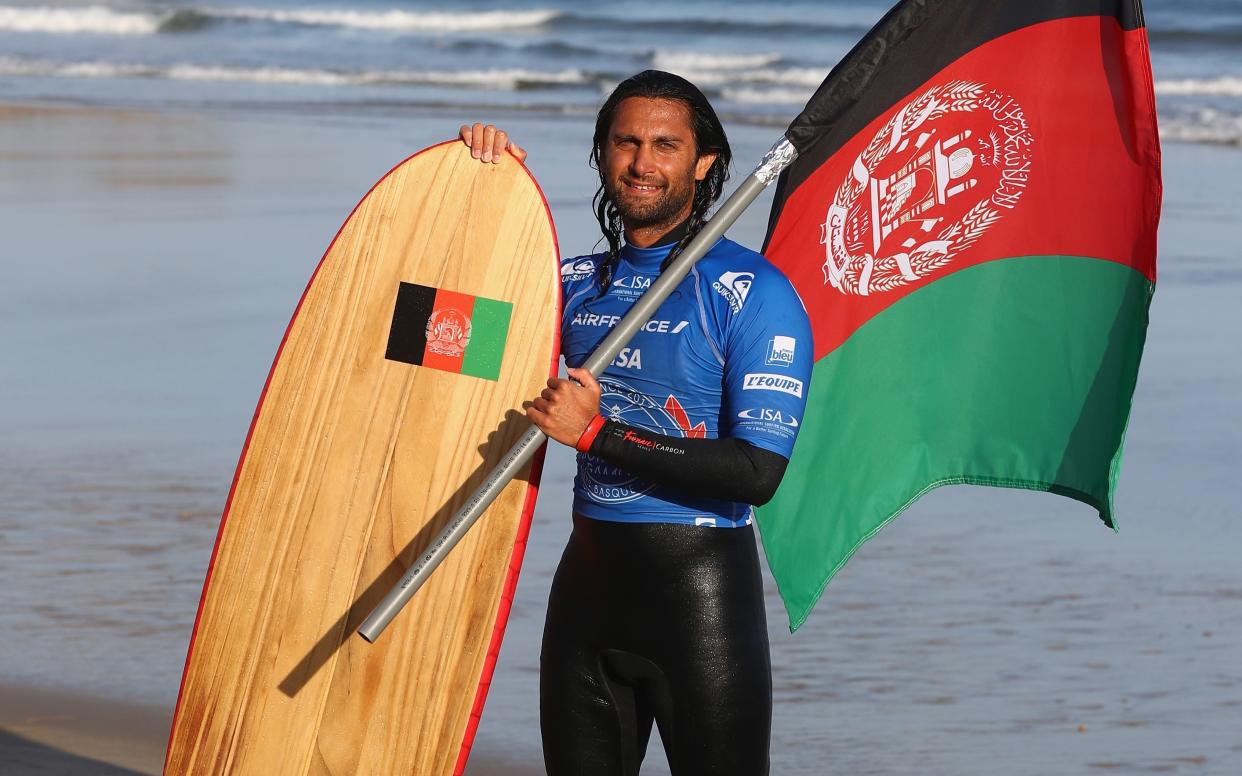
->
xmin=0 ymin=684 xmax=168 ymax=775
xmin=0 ymin=683 xmax=544 ymax=775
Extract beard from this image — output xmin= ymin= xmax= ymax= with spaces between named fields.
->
xmin=606 ymin=168 xmax=697 ymax=231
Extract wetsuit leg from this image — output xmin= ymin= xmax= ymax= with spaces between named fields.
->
xmin=541 ymin=521 xmax=655 ymax=775
xmin=540 ymin=515 xmax=771 ymax=776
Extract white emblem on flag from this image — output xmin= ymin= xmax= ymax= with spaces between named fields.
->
xmin=820 ymin=80 xmax=1035 ymax=296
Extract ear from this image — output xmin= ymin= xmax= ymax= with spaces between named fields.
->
xmin=694 ymin=151 xmax=719 ymax=182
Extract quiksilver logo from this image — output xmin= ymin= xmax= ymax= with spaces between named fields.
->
xmin=713 ymin=271 xmax=754 ymax=313
xmin=561 ymin=258 xmax=596 ymax=281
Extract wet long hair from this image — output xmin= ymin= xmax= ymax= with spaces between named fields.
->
xmin=589 ymin=70 xmax=732 ymax=289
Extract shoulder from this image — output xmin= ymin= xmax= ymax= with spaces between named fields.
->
xmin=559 ymin=250 xmax=607 ymax=307
xmin=559 ymin=252 xmax=603 ymax=284
xmin=695 ymin=238 xmax=806 ymax=316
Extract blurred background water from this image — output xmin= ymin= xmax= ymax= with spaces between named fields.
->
xmin=1 ymin=1 xmax=1240 ymax=773
xmin=0 ymin=0 xmax=1239 ymax=144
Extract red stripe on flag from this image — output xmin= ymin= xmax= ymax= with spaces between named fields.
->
xmin=766 ymin=17 xmax=1161 ymax=360
xmin=421 ymin=289 xmax=476 ymax=374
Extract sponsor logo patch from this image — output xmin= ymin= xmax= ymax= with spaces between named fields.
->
xmin=570 ymin=313 xmax=689 ymax=334
xmin=742 ymin=373 xmax=804 ymax=398
xmin=712 ymin=270 xmax=754 ymax=312
xmin=765 ymin=335 xmax=796 ymax=367
xmin=737 ymin=407 xmax=800 ymax=428
xmin=561 ymin=257 xmax=596 ymax=281
xmin=611 ymin=273 xmax=652 ymax=298
xmin=736 ymin=406 xmax=800 ymax=439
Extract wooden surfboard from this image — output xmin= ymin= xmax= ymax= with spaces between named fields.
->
xmin=165 ymin=141 xmax=560 ymax=775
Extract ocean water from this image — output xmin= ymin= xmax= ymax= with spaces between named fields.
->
xmin=0 ymin=0 xmax=1240 ymax=145
xmin=1 ymin=2 xmax=1241 ymax=774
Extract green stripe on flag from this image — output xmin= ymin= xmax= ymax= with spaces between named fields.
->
xmin=758 ymin=256 xmax=1154 ymax=631
xmin=461 ymin=296 xmax=513 ymax=380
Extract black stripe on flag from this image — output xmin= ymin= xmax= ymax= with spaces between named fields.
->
xmin=385 ymin=281 xmax=436 ymax=366
xmin=765 ymin=0 xmax=1145 ymax=247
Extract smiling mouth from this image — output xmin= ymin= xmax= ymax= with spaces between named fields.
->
xmin=622 ymin=179 xmax=662 ymax=193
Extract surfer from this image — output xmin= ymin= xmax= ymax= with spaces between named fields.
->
xmin=461 ymin=70 xmax=812 ymax=776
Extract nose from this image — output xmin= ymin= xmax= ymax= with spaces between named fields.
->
xmin=629 ymin=143 xmax=657 ymax=178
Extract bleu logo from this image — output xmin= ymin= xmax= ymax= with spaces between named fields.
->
xmin=765 ymin=335 xmax=796 ymax=367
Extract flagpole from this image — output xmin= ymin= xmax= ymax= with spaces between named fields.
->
xmin=357 ymin=137 xmax=798 ymax=643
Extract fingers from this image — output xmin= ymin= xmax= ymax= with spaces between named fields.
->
xmin=566 ymin=367 xmax=601 ymax=397
xmin=471 ymin=122 xmax=486 ymax=159
xmin=508 ymin=140 xmax=528 ymax=164
xmin=458 ymin=123 xmax=520 ymax=164
xmin=494 ymin=130 xmax=508 ymax=164
xmin=481 ymin=125 xmax=497 ymax=162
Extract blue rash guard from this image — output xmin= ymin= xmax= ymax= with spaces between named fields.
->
xmin=560 ymin=236 xmax=814 ymax=528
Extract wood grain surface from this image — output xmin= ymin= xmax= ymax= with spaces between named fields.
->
xmin=165 ymin=142 xmax=559 ymax=775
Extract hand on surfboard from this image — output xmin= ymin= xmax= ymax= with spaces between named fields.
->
xmin=459 ymin=123 xmax=527 ymax=164
xmin=526 ymin=367 xmax=601 ymax=447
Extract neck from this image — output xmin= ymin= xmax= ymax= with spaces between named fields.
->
xmin=624 ymin=213 xmax=692 ymax=249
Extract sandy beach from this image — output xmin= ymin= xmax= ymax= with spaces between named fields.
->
xmin=2 ymin=72 xmax=1240 ymax=774
xmin=0 ymin=683 xmax=168 ymax=774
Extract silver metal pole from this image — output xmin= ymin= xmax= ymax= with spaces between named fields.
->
xmin=358 ymin=137 xmax=797 ymax=643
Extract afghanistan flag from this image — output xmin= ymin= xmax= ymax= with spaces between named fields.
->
xmin=758 ymin=0 xmax=1161 ymax=629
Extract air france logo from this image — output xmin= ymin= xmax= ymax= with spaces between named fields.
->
xmin=561 ymin=258 xmax=596 ymax=281
xmin=766 ymin=336 xmax=796 ymax=367
xmin=570 ymin=313 xmax=689 ymax=335
xmin=742 ymin=373 xmax=804 ymax=398
xmin=713 ymin=271 xmax=754 ymax=313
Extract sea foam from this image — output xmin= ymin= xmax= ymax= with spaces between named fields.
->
xmin=0 ymin=5 xmax=160 ymax=35
xmin=1155 ymin=76 xmax=1242 ymax=97
xmin=0 ymin=57 xmax=586 ymax=90
xmin=652 ymin=51 xmax=783 ymax=71
xmin=211 ymin=7 xmax=561 ymax=32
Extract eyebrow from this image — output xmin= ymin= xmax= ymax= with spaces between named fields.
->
xmin=612 ymin=132 xmax=685 ymax=144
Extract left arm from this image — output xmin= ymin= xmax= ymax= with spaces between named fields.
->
xmin=526 ymin=368 xmax=789 ymax=505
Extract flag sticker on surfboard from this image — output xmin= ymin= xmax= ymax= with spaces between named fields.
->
xmin=385 ymin=282 xmax=512 ymax=380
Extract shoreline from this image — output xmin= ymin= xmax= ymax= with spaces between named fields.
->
xmin=0 ymin=682 xmax=545 ymax=775
xmin=0 ymin=683 xmax=169 ymax=775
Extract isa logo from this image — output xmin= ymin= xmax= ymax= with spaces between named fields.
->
xmin=766 ymin=335 xmax=796 ymax=367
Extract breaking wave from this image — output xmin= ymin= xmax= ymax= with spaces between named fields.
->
xmin=0 ymin=4 xmax=561 ymax=35
xmin=1155 ymin=76 xmax=1242 ymax=97
xmin=210 ymin=6 xmax=561 ymax=32
xmin=652 ymin=51 xmax=783 ymax=71
xmin=0 ymin=58 xmax=586 ymax=89
xmin=0 ymin=5 xmax=163 ymax=34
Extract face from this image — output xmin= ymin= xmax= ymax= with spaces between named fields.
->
xmin=602 ymin=96 xmax=719 ymax=234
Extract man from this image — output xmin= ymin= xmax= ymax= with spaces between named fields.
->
xmin=460 ymin=70 xmax=812 ymax=775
